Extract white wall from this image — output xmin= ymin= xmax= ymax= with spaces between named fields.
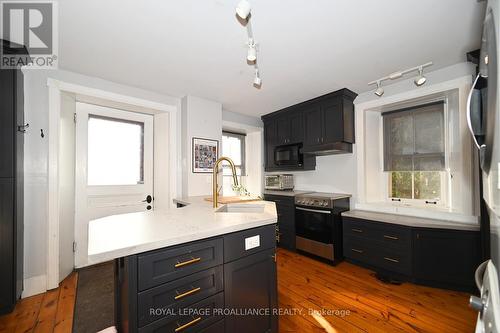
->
xmin=181 ymin=96 xmax=222 ymax=196
xmin=22 ymin=68 xmax=181 ymax=287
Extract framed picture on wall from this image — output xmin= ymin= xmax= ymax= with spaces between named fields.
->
xmin=192 ymin=137 xmax=219 ymax=173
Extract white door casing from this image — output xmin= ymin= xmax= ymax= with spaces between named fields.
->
xmin=74 ymin=102 xmax=154 ymax=268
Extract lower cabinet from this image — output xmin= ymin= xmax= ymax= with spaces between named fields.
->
xmin=413 ymin=228 xmax=481 ymax=290
xmin=343 ymin=216 xmax=481 ymax=291
xmin=117 ymin=225 xmax=278 ymax=333
xmin=224 ymin=248 xmax=278 ymax=333
xmin=263 ymin=194 xmax=296 ymax=251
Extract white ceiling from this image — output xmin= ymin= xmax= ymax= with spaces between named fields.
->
xmin=59 ymin=0 xmax=485 ymax=117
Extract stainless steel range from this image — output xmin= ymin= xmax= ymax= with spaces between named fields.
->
xmin=294 ymin=192 xmax=351 ymax=264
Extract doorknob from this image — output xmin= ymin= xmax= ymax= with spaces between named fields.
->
xmin=142 ymin=195 xmax=153 ymax=203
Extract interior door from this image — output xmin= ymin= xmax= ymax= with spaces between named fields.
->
xmin=74 ymin=102 xmax=154 ymax=268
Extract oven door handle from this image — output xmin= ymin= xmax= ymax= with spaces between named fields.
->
xmin=296 ymin=207 xmax=331 ymax=214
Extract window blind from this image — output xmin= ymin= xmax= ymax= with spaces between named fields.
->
xmin=383 ymin=101 xmax=445 ymax=172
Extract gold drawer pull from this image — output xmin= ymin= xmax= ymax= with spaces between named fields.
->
xmin=174 ymin=287 xmax=201 ymax=300
xmin=384 ymin=257 xmax=399 ymax=263
xmin=351 ymin=248 xmax=363 ymax=253
xmin=175 ymin=257 xmax=201 ymax=268
xmin=383 ymin=235 xmax=399 ymax=240
xmin=351 ymin=228 xmax=363 ymax=233
xmin=175 ymin=317 xmax=202 ymax=332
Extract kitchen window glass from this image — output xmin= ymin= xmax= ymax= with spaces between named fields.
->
xmin=383 ymin=102 xmax=446 ymax=203
xmin=222 ymin=131 xmax=246 ymax=194
xmin=87 ymin=115 xmax=144 ymax=186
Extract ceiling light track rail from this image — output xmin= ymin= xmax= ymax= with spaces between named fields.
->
xmin=368 ymin=62 xmax=433 ymax=97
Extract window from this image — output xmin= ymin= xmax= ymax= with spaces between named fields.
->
xmin=221 ymin=131 xmax=246 ymax=194
xmin=87 ymin=115 xmax=144 ymax=186
xmin=383 ymin=102 xmax=446 ymax=204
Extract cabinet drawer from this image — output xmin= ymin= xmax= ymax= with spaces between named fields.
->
xmin=277 ymin=227 xmax=295 ymax=251
xmin=374 ymin=247 xmax=412 ymax=276
xmin=199 ymin=319 xmax=224 ymax=333
xmin=138 ymin=293 xmax=224 ymax=333
xmin=264 ymin=194 xmax=294 ymax=207
xmin=343 ymin=217 xmax=378 ymax=238
xmin=224 ymin=225 xmax=276 ymax=263
xmin=277 ymin=208 xmax=294 ymax=230
xmin=343 ymin=217 xmax=411 ymax=250
xmin=344 ymin=235 xmax=412 ymax=276
xmin=138 ymin=266 xmax=223 ymax=327
xmin=138 ymin=238 xmax=223 ymax=291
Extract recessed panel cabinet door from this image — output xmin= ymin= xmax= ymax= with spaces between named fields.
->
xmin=264 ymin=120 xmax=277 ymax=169
xmin=0 ymin=69 xmax=15 ymax=178
xmin=0 ymin=179 xmax=14 ymax=312
xmin=224 ymin=248 xmax=278 ymax=333
xmin=322 ymin=100 xmax=343 ymax=144
xmin=276 ymin=117 xmax=290 ymax=145
xmin=289 ymin=113 xmax=304 ymax=144
xmin=304 ymin=106 xmax=322 ymax=146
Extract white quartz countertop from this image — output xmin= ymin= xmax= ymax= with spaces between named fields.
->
xmin=87 ymin=196 xmax=277 ymax=265
xmin=342 ymin=210 xmax=480 ymax=231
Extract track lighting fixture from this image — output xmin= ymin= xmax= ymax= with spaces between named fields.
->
xmin=236 ymin=0 xmax=262 ymax=88
xmin=374 ymin=81 xmax=384 ymax=97
xmin=247 ymin=38 xmax=256 ymax=62
xmin=414 ymin=66 xmax=427 ymax=86
xmin=236 ymin=0 xmax=251 ymax=20
xmin=369 ymin=62 xmax=432 ymax=96
xmin=253 ymin=68 xmax=261 ymax=87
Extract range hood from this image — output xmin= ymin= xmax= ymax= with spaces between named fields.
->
xmin=301 ymin=142 xmax=353 ymax=156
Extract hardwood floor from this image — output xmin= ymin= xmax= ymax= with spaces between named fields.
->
xmin=0 ymin=273 xmax=77 ymax=333
xmin=0 ymin=250 xmax=476 ymax=333
xmin=277 ymin=248 xmax=476 ymax=333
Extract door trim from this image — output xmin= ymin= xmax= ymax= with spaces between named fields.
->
xmin=46 ymin=78 xmax=179 ymax=290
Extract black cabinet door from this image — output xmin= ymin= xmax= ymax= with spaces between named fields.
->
xmin=304 ymin=106 xmax=322 ymax=147
xmin=0 ymin=69 xmax=15 ymax=178
xmin=0 ymin=179 xmax=14 ymax=313
xmin=322 ymin=99 xmax=343 ymax=144
xmin=264 ymin=120 xmax=277 ymax=170
xmin=224 ymin=248 xmax=278 ymax=333
xmin=289 ymin=112 xmax=304 ymax=144
xmin=14 ymin=69 xmax=23 ymax=299
xmin=413 ymin=229 xmax=481 ymax=290
xmin=276 ymin=117 xmax=290 ymax=145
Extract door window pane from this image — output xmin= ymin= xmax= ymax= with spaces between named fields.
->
xmin=87 ymin=115 xmax=144 ymax=186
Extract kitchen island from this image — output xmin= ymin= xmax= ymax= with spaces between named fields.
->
xmin=88 ymin=197 xmax=278 ymax=333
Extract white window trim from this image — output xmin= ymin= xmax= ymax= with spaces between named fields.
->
xmin=354 ymin=74 xmax=478 ymax=222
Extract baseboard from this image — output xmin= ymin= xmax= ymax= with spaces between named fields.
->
xmin=22 ymin=274 xmax=47 ymax=298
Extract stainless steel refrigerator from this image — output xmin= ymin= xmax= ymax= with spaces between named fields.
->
xmin=468 ymin=0 xmax=500 ymax=331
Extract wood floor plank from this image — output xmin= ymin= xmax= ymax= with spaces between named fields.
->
xmin=33 ymin=288 xmax=61 ymax=333
xmin=277 ymin=249 xmax=475 ymax=333
xmin=53 ymin=273 xmax=77 ymax=333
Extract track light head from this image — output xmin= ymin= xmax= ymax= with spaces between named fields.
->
xmin=236 ymin=0 xmax=251 ymax=20
xmin=374 ymin=81 xmax=384 ymax=97
xmin=247 ymin=38 xmax=256 ymax=62
xmin=414 ymin=67 xmax=427 ymax=86
xmin=253 ymin=69 xmax=262 ymax=87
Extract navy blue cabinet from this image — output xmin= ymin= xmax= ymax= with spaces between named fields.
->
xmin=0 ymin=40 xmax=25 ymax=314
xmin=343 ymin=216 xmax=481 ymax=292
xmin=117 ymin=226 xmax=278 ymax=333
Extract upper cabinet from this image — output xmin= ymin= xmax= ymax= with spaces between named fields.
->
xmin=262 ymin=89 xmax=357 ymax=171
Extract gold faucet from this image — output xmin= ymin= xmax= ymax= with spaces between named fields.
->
xmin=212 ymin=156 xmax=239 ymax=208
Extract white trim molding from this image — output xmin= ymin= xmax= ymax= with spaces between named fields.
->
xmin=46 ymin=78 xmax=179 ymax=289
xmin=22 ymin=275 xmax=47 ymax=298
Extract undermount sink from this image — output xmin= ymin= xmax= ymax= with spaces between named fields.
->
xmin=216 ymin=203 xmax=266 ymax=213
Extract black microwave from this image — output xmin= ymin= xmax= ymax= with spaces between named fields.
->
xmin=274 ymin=144 xmax=303 ymax=166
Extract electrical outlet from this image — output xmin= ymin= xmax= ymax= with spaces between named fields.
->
xmin=245 ymin=235 xmax=260 ymax=250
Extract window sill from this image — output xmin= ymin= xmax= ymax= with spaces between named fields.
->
xmin=354 ymin=202 xmax=478 ymax=224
